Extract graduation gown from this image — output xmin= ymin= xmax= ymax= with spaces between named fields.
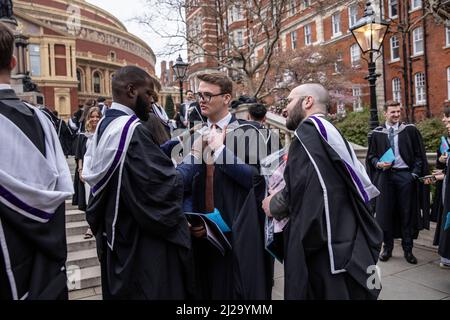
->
xmin=281 ymin=119 xmax=383 ymax=300
xmin=0 ymin=90 xmax=68 ymax=299
xmin=74 ymin=134 xmax=87 ymax=211
xmin=439 ymin=161 xmax=450 ymax=259
xmin=366 ymin=124 xmax=430 ymax=239
xmin=188 ymin=117 xmax=274 ymax=299
xmin=86 ymin=110 xmax=194 ymax=300
xmin=433 ymin=141 xmax=447 ymax=244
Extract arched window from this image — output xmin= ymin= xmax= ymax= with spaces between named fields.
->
xmin=93 ymin=71 xmax=102 ymax=94
xmin=76 ymin=68 xmax=84 ymax=92
xmin=110 ymin=51 xmax=116 ymax=61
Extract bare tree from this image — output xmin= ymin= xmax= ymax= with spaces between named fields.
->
xmin=135 ymin=0 xmax=337 ymax=98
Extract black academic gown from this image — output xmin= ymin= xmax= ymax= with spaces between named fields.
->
xmin=366 ymin=124 xmax=430 ymax=239
xmin=0 ymin=89 xmax=68 ymax=300
xmin=86 ymin=109 xmax=194 ymax=300
xmin=56 ymin=118 xmax=75 ymax=157
xmin=189 ymin=116 xmax=272 ymax=300
xmin=74 ymin=134 xmax=88 ymax=211
xmin=438 ymin=161 xmax=450 ymax=259
xmin=433 ymin=141 xmax=447 ymax=244
xmin=281 ymin=119 xmax=383 ymax=300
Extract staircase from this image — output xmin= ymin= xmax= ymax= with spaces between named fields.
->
xmin=66 ymin=156 xmax=102 ymax=300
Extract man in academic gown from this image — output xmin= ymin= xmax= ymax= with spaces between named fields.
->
xmin=177 ymin=73 xmax=272 ymax=299
xmin=262 ymin=84 xmax=383 ymax=300
xmin=366 ymin=101 xmax=430 ymax=264
xmin=83 ymin=66 xmax=194 ymax=300
xmin=0 ymin=22 xmax=73 ymax=300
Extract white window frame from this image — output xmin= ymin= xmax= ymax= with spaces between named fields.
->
xmin=350 ymin=44 xmax=360 ymax=66
xmin=304 ymin=24 xmax=312 ymax=45
xmin=388 ymin=0 xmax=398 ymax=18
xmin=390 ymin=35 xmax=400 ymax=61
xmin=447 ymin=67 xmax=450 ymax=100
xmin=446 ymin=25 xmax=450 ymax=47
xmin=236 ymin=30 xmax=244 ymax=47
xmin=411 ymin=0 xmax=422 ymax=11
xmin=334 ymin=52 xmax=343 ymax=73
xmin=332 ymin=12 xmax=341 ymax=37
xmin=414 ymin=72 xmax=426 ymax=105
xmin=413 ymin=27 xmax=424 ymax=56
xmin=352 ymin=86 xmax=362 ymax=111
xmin=392 ymin=78 xmax=401 ymax=103
xmin=291 ymin=31 xmax=297 ymax=49
xmin=348 ymin=5 xmax=358 ymax=28
xmin=289 ymin=0 xmax=297 ymax=16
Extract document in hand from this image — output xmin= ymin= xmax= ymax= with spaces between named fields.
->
xmin=379 ymin=148 xmax=395 ymax=164
xmin=185 ymin=212 xmax=232 ymax=256
xmin=440 ymin=136 xmax=449 ymax=155
xmin=265 ymin=217 xmax=285 ymax=263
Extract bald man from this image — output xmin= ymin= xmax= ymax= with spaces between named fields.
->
xmin=83 ymin=66 xmax=194 ymax=300
xmin=262 ymin=84 xmax=383 ymax=300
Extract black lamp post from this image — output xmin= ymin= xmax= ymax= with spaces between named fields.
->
xmin=172 ymin=54 xmax=189 ymax=104
xmin=350 ymin=1 xmax=389 ymax=132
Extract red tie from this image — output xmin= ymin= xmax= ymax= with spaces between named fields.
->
xmin=204 ymin=125 xmax=216 ymax=212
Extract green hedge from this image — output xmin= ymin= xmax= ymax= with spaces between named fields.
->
xmin=333 ymin=107 xmax=446 ymax=151
xmin=415 ymin=117 xmax=446 ymax=152
xmin=334 ymin=108 xmax=371 ymax=147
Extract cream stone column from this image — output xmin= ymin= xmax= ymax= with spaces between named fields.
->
xmin=41 ymin=42 xmax=50 ymax=77
xmin=49 ymin=43 xmax=55 ymax=77
xmin=85 ymin=65 xmax=92 ymax=93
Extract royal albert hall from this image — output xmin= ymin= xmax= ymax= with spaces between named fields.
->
xmin=12 ymin=0 xmax=159 ymax=118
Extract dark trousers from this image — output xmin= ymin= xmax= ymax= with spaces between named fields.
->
xmin=383 ymin=170 xmax=415 ymax=252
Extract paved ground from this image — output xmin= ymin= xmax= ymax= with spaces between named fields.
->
xmin=272 ymin=242 xmax=450 ymax=300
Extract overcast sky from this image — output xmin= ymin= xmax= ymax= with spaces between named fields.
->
xmin=87 ymin=0 xmax=184 ymax=76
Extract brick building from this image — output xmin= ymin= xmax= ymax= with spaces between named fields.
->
xmin=184 ymin=0 xmax=449 ymax=117
xmin=381 ymin=0 xmax=450 ymax=121
xmin=13 ymin=0 xmax=158 ymax=118
xmin=185 ymin=0 xmax=385 ymax=112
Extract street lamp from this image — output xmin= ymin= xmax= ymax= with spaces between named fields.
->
xmin=350 ymin=0 xmax=389 ymax=132
xmin=172 ymin=54 xmax=189 ymax=104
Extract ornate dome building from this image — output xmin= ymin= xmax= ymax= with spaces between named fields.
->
xmin=13 ymin=0 xmax=158 ymax=118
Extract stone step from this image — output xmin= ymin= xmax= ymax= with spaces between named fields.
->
xmin=68 ymin=286 xmax=102 ymax=300
xmin=67 ymin=248 xmax=99 ymax=269
xmin=66 ymin=221 xmax=90 ymax=237
xmin=69 ymin=265 xmax=101 ymax=291
xmin=66 ymin=209 xmax=86 ymax=223
xmin=67 ymin=234 xmax=96 ymax=252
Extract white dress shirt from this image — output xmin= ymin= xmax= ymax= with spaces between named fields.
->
xmin=110 ymin=102 xmax=135 ymax=116
xmin=385 ymin=122 xmax=409 ymax=169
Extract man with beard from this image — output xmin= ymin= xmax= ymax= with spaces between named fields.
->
xmin=366 ymin=101 xmax=430 ymax=264
xmin=82 ymin=66 xmax=194 ymax=299
xmin=262 ymin=84 xmax=383 ymax=300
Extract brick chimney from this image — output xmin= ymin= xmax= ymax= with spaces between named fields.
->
xmin=160 ymin=61 xmax=167 ymax=86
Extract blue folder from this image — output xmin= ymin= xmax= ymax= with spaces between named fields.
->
xmin=379 ymin=148 xmax=395 ymax=164
xmin=205 ymin=208 xmax=231 ymax=233
xmin=445 ymin=212 xmax=450 ymax=231
xmin=440 ymin=136 xmax=449 ymax=155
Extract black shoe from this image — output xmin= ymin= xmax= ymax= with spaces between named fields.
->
xmin=404 ymin=251 xmax=417 ymax=264
xmin=379 ymin=248 xmax=392 ymax=262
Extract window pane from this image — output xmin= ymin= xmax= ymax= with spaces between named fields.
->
xmin=413 ymin=28 xmax=423 ymax=54
xmin=389 ymin=0 xmax=398 ymax=17
xmin=29 ymin=44 xmax=41 ymax=77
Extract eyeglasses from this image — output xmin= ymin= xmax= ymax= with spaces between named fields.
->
xmin=196 ymin=92 xmax=226 ymax=103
